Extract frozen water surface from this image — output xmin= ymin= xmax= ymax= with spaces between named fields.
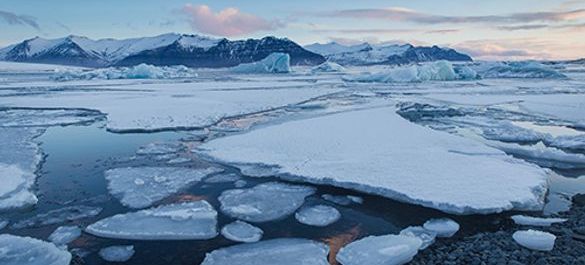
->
xmin=48 ymin=225 xmax=82 ymax=246
xmin=512 ymin=230 xmax=556 ymax=251
xmin=295 ymin=204 xmax=341 ymax=227
xmin=220 ymin=220 xmax=263 ymax=243
xmin=336 ymin=234 xmax=422 ymax=265
xmin=0 ymin=234 xmax=72 ymax=265
xmin=99 ymin=245 xmax=136 ymax=262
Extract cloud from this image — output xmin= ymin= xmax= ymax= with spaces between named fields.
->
xmin=0 ymin=10 xmax=40 ymax=30
xmin=182 ymin=4 xmax=284 ymax=37
xmin=498 ymin=22 xmax=585 ymax=31
xmin=454 ymin=40 xmax=552 ymax=60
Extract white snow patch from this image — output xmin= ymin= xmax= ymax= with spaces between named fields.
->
xmin=511 ymin=215 xmax=566 ymax=227
xmin=220 ymin=220 xmax=263 ymax=243
xmin=99 ymin=245 xmax=135 ymax=262
xmin=423 ymin=218 xmax=460 ymax=238
xmin=512 ymin=230 xmax=556 ymax=251
xmin=336 ymin=234 xmax=422 ymax=265
xmin=295 ymin=205 xmax=341 ymax=227
xmin=0 ymin=234 xmax=72 ymax=265
xmin=231 ymin=53 xmax=291 ymax=74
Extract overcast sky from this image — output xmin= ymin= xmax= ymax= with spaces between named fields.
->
xmin=1 ymin=0 xmax=584 ymax=60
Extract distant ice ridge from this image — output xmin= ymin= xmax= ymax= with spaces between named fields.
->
xmin=0 ymin=234 xmax=72 ymax=265
xmin=477 ymin=61 xmax=567 ymax=79
xmin=231 ymin=53 xmax=291 ymax=74
xmin=336 ymin=234 xmax=422 ymax=265
xmin=512 ymin=230 xmax=556 ymax=251
xmin=85 ymin=201 xmax=217 ymax=240
xmin=343 ymin=61 xmax=477 ymax=83
xmin=311 ymin=61 xmax=346 ymax=73
xmin=52 ymin=63 xmax=198 ymax=81
xmin=201 ymin=238 xmax=329 ymax=265
xmin=198 ymin=106 xmax=548 ymax=215
xmin=99 ymin=245 xmax=135 ymax=262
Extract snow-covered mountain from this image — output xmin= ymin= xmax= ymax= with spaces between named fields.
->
xmin=305 ymin=42 xmax=472 ymax=66
xmin=0 ymin=34 xmax=325 ymax=68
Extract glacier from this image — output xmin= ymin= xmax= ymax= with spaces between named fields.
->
xmin=295 ymin=204 xmax=341 ymax=227
xmin=0 ymin=234 xmax=72 ymax=265
xmin=99 ymin=245 xmax=135 ymax=262
xmin=52 ymin=63 xmax=198 ymax=81
xmin=231 ymin=53 xmax=291 ymax=74
xmin=336 ymin=234 xmax=422 ymax=265
xmin=343 ymin=61 xmax=477 ymax=83
xmin=220 ymin=221 xmax=263 ymax=243
xmin=198 ymin=106 xmax=549 ymax=215
xmin=512 ymin=230 xmax=556 ymax=251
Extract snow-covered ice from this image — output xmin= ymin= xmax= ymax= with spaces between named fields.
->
xmin=199 ymin=106 xmax=549 ymax=215
xmin=11 ymin=205 xmax=102 ymax=229
xmin=423 ymin=218 xmax=460 ymax=238
xmin=99 ymin=245 xmax=135 ymax=262
xmin=511 ymin=215 xmax=567 ymax=227
xmin=53 ymin=64 xmax=198 ymax=81
xmin=231 ymin=53 xmax=291 ymax=74
xmin=344 ymin=61 xmax=477 ymax=83
xmin=220 ymin=220 xmax=263 ymax=243
xmin=0 ymin=234 xmax=72 ymax=265
xmin=85 ymin=201 xmax=218 ymax=240
xmin=295 ymin=205 xmax=341 ymax=227
xmin=48 ymin=226 xmax=82 ymax=246
xmin=336 ymin=234 xmax=422 ymax=265
xmin=400 ymin=226 xmax=437 ymax=250
xmin=218 ymin=182 xmax=315 ymax=222
xmin=512 ymin=230 xmax=556 ymax=251
xmin=105 ymin=166 xmax=221 ymax=208
xmin=201 ymin=238 xmax=329 ymax=265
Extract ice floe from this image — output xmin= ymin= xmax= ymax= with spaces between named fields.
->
xmin=105 ymin=166 xmax=221 ymax=208
xmin=423 ymin=218 xmax=460 ymax=238
xmin=343 ymin=61 xmax=477 ymax=83
xmin=311 ymin=61 xmax=345 ymax=73
xmin=336 ymin=234 xmax=422 ymax=265
xmin=295 ymin=205 xmax=341 ymax=227
xmin=231 ymin=53 xmax=291 ymax=74
xmin=511 ymin=215 xmax=566 ymax=227
xmin=512 ymin=230 xmax=556 ymax=251
xmin=12 ymin=205 xmax=102 ymax=229
xmin=85 ymin=201 xmax=217 ymax=240
xmin=199 ymin=106 xmax=548 ymax=215
xmin=48 ymin=226 xmax=82 ymax=246
xmin=201 ymin=238 xmax=329 ymax=265
xmin=99 ymin=245 xmax=135 ymax=262
xmin=218 ymin=182 xmax=315 ymax=222
xmin=399 ymin=226 xmax=437 ymax=250
xmin=220 ymin=220 xmax=263 ymax=243
xmin=53 ymin=64 xmax=198 ymax=81
xmin=0 ymin=234 xmax=72 ymax=265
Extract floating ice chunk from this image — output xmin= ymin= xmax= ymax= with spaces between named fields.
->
xmin=480 ymin=62 xmax=566 ymax=79
xmin=198 ymin=106 xmax=548 ymax=215
xmin=0 ymin=234 xmax=72 ymax=265
xmin=48 ymin=226 xmax=82 ymax=246
xmin=53 ymin=64 xmax=198 ymax=81
xmin=99 ymin=245 xmax=135 ymax=262
xmin=204 ymin=173 xmax=241 ymax=184
xmin=136 ymin=142 xmax=184 ymax=155
xmin=343 ymin=61 xmax=476 ymax=83
xmin=311 ymin=62 xmax=345 ymax=73
xmin=12 ymin=205 xmax=103 ymax=229
xmin=231 ymin=53 xmax=291 ymax=74
xmin=512 ymin=230 xmax=556 ymax=251
xmin=399 ymin=226 xmax=437 ymax=250
xmin=511 ymin=215 xmax=566 ymax=227
xmin=218 ymin=182 xmax=315 ymax=222
xmin=201 ymin=238 xmax=329 ymax=265
xmin=105 ymin=166 xmax=221 ymax=208
xmin=487 ymin=141 xmax=585 ymax=169
xmin=295 ymin=205 xmax=341 ymax=227
xmin=423 ymin=218 xmax=460 ymax=238
xmin=322 ymin=194 xmax=364 ymax=206
xmin=220 ymin=220 xmax=263 ymax=243
xmin=336 ymin=234 xmax=422 ymax=265
xmin=0 ymin=109 xmax=102 ymax=127
xmin=85 ymin=201 xmax=217 ymax=240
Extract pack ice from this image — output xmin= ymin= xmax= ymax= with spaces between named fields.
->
xmin=85 ymin=201 xmax=218 ymax=240
xmin=231 ymin=53 xmax=291 ymax=74
xmin=336 ymin=234 xmax=422 ymax=265
xmin=201 ymin=238 xmax=329 ymax=265
xmin=218 ymin=182 xmax=315 ymax=222
xmin=105 ymin=166 xmax=222 ymax=208
xmin=0 ymin=234 xmax=72 ymax=265
xmin=199 ymin=106 xmax=548 ymax=214
xmin=343 ymin=61 xmax=477 ymax=83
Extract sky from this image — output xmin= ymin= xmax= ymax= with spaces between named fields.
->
xmin=0 ymin=0 xmax=584 ymax=60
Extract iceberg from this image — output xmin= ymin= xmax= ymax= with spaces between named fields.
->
xmin=479 ymin=62 xmax=567 ymax=79
xmin=511 ymin=215 xmax=566 ymax=227
xmin=336 ymin=234 xmax=422 ymax=265
xmin=198 ymin=106 xmax=548 ymax=215
xmin=201 ymin=238 xmax=329 ymax=265
xmin=48 ymin=226 xmax=82 ymax=246
xmin=99 ymin=245 xmax=135 ymax=262
xmin=231 ymin=53 xmax=291 ymax=74
xmin=423 ymin=218 xmax=460 ymax=238
xmin=220 ymin=220 xmax=263 ymax=243
xmin=11 ymin=205 xmax=102 ymax=229
xmin=311 ymin=61 xmax=346 ymax=73
xmin=343 ymin=61 xmax=477 ymax=83
xmin=218 ymin=182 xmax=315 ymax=222
xmin=0 ymin=234 xmax=72 ymax=265
xmin=399 ymin=226 xmax=437 ymax=250
xmin=512 ymin=230 xmax=556 ymax=251
xmin=295 ymin=205 xmax=341 ymax=227
xmin=85 ymin=201 xmax=218 ymax=240
xmin=105 ymin=166 xmax=222 ymax=208
xmin=52 ymin=63 xmax=198 ymax=81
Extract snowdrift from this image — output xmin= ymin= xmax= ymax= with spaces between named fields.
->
xmin=52 ymin=63 xmax=198 ymax=81
xmin=231 ymin=53 xmax=291 ymax=74
xmin=344 ymin=61 xmax=478 ymax=83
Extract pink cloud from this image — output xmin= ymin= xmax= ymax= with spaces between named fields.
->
xmin=182 ymin=4 xmax=283 ymax=37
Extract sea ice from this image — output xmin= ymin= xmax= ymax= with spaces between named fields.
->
xmin=99 ymin=245 xmax=135 ymax=262
xmin=295 ymin=205 xmax=341 ymax=227
xmin=423 ymin=218 xmax=460 ymax=238
xmin=343 ymin=61 xmax=477 ymax=83
xmin=201 ymin=238 xmax=329 ymax=265
xmin=85 ymin=201 xmax=218 ymax=240
xmin=12 ymin=205 xmax=103 ymax=229
xmin=48 ymin=226 xmax=82 ymax=246
xmin=220 ymin=220 xmax=263 ymax=243
xmin=231 ymin=53 xmax=291 ymax=74
xmin=198 ymin=106 xmax=548 ymax=215
xmin=0 ymin=234 xmax=72 ymax=265
xmin=547 ymin=135 xmax=585 ymax=152
xmin=105 ymin=166 xmax=221 ymax=208
xmin=336 ymin=234 xmax=422 ymax=265
xmin=218 ymin=182 xmax=315 ymax=222
xmin=311 ymin=61 xmax=345 ymax=73
xmin=53 ymin=63 xmax=198 ymax=81
xmin=512 ymin=230 xmax=556 ymax=251
xmin=399 ymin=226 xmax=437 ymax=250
xmin=511 ymin=215 xmax=566 ymax=227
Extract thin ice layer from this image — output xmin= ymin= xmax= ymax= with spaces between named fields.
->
xmin=0 ymin=234 xmax=72 ymax=265
xmin=199 ymin=106 xmax=548 ymax=215
xmin=85 ymin=201 xmax=218 ymax=240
